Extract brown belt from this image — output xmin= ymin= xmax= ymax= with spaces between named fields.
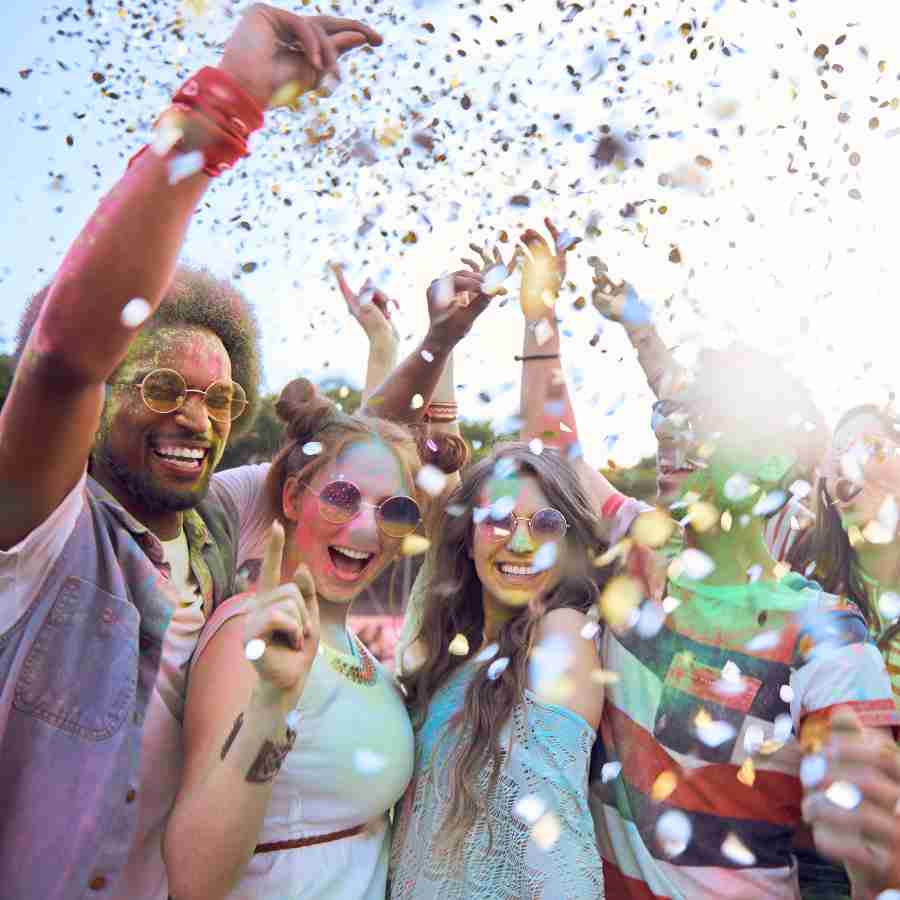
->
xmin=254 ymin=824 xmax=366 ymax=854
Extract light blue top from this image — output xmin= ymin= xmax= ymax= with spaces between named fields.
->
xmin=389 ymin=660 xmax=604 ymax=899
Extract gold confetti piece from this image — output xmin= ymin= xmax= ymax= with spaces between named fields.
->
xmin=531 ymin=812 xmax=561 ymax=850
xmin=401 ymin=535 xmax=431 ymax=557
xmin=758 ymin=740 xmax=785 ymax=756
xmin=720 ymin=510 xmax=733 ymax=532
xmin=631 ymin=509 xmax=675 ymax=548
xmin=688 ymin=501 xmax=719 ymax=532
xmin=600 ymin=575 xmax=642 ymax=629
xmin=448 ymin=633 xmax=470 ymax=656
xmin=651 ymin=771 xmax=678 ymax=802
xmin=270 ymin=80 xmax=304 ymax=110
xmin=737 ymin=758 xmax=756 ymax=787
xmin=594 ymin=538 xmax=632 ymax=567
xmin=411 ymin=394 xmax=424 ymax=410
xmin=694 ymin=708 xmax=713 ymax=729
xmin=847 ymin=525 xmax=865 ymax=548
xmin=590 ymin=668 xmax=620 ymax=686
xmin=772 ymin=562 xmax=791 ymax=580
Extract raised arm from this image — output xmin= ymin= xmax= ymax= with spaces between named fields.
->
xmin=363 ymin=270 xmax=493 ymax=423
xmin=0 ymin=5 xmax=381 ymax=551
xmin=330 ymin=263 xmax=399 ymax=404
xmin=589 ymin=256 xmax=685 ymax=400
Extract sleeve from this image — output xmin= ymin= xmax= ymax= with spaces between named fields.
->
xmin=395 ymin=553 xmax=432 ymax=677
xmin=789 ymin=598 xmax=900 ymax=741
xmin=192 ymin=593 xmax=250 ymax=666
xmin=0 ymin=470 xmax=87 ymax=635
xmin=209 ymin=463 xmax=273 ymax=568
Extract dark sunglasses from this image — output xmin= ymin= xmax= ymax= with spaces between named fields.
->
xmin=303 ymin=479 xmax=421 ymax=538
xmin=109 ymin=368 xmax=247 ymax=424
xmin=482 ymin=507 xmax=568 ymax=543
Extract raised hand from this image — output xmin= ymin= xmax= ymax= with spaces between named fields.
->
xmin=460 ymin=243 xmax=517 ymax=295
xmin=518 ymin=217 xmax=581 ymax=321
xmin=588 ymin=255 xmax=632 ymax=324
xmin=219 ymin=4 xmax=382 ymax=110
xmin=243 ymin=522 xmax=320 ymax=710
xmin=801 ymin=707 xmax=900 ymax=896
xmin=425 ymin=270 xmax=495 ymax=348
xmin=330 ymin=263 xmax=399 ymax=346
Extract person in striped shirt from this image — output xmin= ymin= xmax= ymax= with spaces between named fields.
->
xmin=590 ymin=346 xmax=898 ymax=900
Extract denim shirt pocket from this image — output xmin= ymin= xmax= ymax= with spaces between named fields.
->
xmin=14 ymin=576 xmax=139 ymax=740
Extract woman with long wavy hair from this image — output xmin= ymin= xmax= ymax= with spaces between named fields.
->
xmin=786 ymin=404 xmax=900 ymax=706
xmin=390 ymin=443 xmax=609 ymax=899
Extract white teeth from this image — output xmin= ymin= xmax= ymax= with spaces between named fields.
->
xmin=498 ymin=563 xmax=537 ymax=577
xmin=332 ymin=546 xmax=373 ymax=561
xmin=156 ymin=445 xmax=206 ymax=460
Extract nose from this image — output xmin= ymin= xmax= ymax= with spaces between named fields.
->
xmin=174 ymin=391 xmax=213 ymax=434
xmin=344 ymin=503 xmax=380 ymax=550
xmin=507 ymin=520 xmax=535 ymax=554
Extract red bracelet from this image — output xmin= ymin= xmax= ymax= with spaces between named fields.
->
xmin=601 ymin=492 xmax=627 ymax=519
xmin=130 ymin=67 xmax=265 ymax=177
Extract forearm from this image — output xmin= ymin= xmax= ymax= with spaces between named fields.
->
xmin=34 ymin=147 xmax=209 ymax=383
xmin=364 ymin=328 xmax=452 ymax=423
xmin=519 ymin=316 xmax=577 ymax=450
xmin=165 ymin=688 xmax=294 ymax=900
xmin=626 ymin=323 xmax=683 ymax=400
xmin=362 ymin=336 xmax=399 ymax=404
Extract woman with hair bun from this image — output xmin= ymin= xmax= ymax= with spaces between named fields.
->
xmin=164 ymin=270 xmax=490 ymax=900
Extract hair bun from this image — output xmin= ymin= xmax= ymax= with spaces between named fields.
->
xmin=275 ymin=377 xmax=334 ymax=442
xmin=416 ymin=432 xmax=469 ymax=475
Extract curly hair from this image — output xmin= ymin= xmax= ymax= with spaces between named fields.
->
xmin=16 ymin=264 xmax=263 ymax=438
xmin=401 ymin=443 xmax=611 ymax=856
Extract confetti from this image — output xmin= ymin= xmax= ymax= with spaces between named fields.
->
xmin=880 ymin=592 xmax=900 ymax=623
xmin=514 ymin=794 xmax=547 ymax=824
xmin=779 ymin=684 xmax=794 ymax=703
xmin=120 ymin=298 xmax=151 ymax=328
xmin=487 ymin=657 xmax=510 ymax=680
xmin=448 ymin=633 xmax=470 ymax=656
xmin=531 ymin=812 xmax=561 ymax=850
xmin=631 ymin=509 xmax=676 ymax=548
xmin=651 ymin=771 xmax=678 ymax=802
xmin=825 ymin=781 xmax=862 ymax=811
xmin=417 ymin=464 xmax=447 ymax=497
xmin=737 ymin=758 xmax=756 ymax=787
xmin=302 ymin=442 xmax=322 ymax=456
xmin=601 ymin=762 xmax=623 ymax=783
xmin=799 ymin=754 xmax=827 ymax=789
xmin=528 ymin=438 xmax=544 ymax=455
xmin=656 ymin=810 xmax=691 ymax=857
xmin=600 ymin=575 xmax=643 ymax=629
xmin=401 ymin=535 xmax=430 ymax=556
xmin=580 ymin=621 xmax=601 ymax=639
xmin=675 ymin=548 xmax=715 ymax=581
xmin=167 ymin=150 xmax=205 ymax=185
xmin=721 ymin=833 xmax=756 ymax=867
xmin=420 ymin=350 xmax=435 ymax=363
xmin=532 ymin=541 xmax=558 ymax=572
xmin=244 ymin=638 xmax=265 ymax=661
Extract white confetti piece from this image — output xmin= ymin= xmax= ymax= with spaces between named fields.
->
xmin=779 ymin=684 xmax=794 ymax=703
xmin=302 ymin=441 xmax=322 ymax=456
xmin=354 ymin=749 xmax=387 ymax=774
xmin=721 ymin=833 xmax=756 ymax=867
xmin=487 ymin=657 xmax=509 ymax=680
xmin=676 ymin=548 xmax=715 ymax=580
xmin=410 ymin=394 xmax=424 ymax=410
xmin=601 ymin=762 xmax=623 ymax=783
xmin=532 ymin=541 xmax=558 ymax=572
xmin=120 ymin=297 xmax=151 ymax=328
xmin=789 ymin=480 xmax=812 ymax=500
xmin=662 ymin=596 xmax=681 ymax=614
xmin=514 ymin=794 xmax=547 ymax=824
xmin=745 ymin=630 xmax=780 ymax=652
xmin=417 ymin=464 xmax=447 ymax=497
xmin=743 ymin=724 xmax=765 ymax=755
xmin=580 ymin=621 xmax=601 ymax=639
xmin=167 ymin=150 xmax=205 ymax=185
xmin=752 ymin=490 xmax=787 ymax=517
xmin=825 ymin=781 xmax=862 ymax=810
xmin=528 ymin=438 xmax=544 ymax=455
xmin=656 ymin=810 xmax=692 ymax=858
xmin=773 ymin=714 xmax=793 ymax=743
xmin=879 ymin=592 xmax=900 ymax=623
xmin=724 ymin=474 xmax=757 ymax=502
xmin=531 ymin=812 xmax=561 ymax=850
xmin=481 ymin=263 xmax=509 ymax=295
xmin=696 ymin=719 xmax=736 ymax=748
xmin=475 ymin=642 xmax=499 ymax=663
xmin=420 ymin=349 xmax=435 ymax=363
xmin=244 ymin=638 xmax=265 ymax=661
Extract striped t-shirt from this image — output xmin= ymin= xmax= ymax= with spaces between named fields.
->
xmin=591 ymin=573 xmax=898 ymax=900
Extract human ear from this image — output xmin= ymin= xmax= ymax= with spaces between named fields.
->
xmin=282 ymin=476 xmax=302 ymax=522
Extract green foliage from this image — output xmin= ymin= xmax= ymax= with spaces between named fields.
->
xmin=0 ymin=355 xmax=12 ymax=412
xmin=600 ymin=454 xmax=658 ymax=504
xmin=219 ymin=393 xmax=284 ymax=470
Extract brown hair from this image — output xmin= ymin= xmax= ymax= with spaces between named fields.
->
xmin=401 ymin=443 xmax=610 ymax=855
xmin=16 ymin=263 xmax=263 ymax=437
xmin=265 ymin=377 xmax=465 ymax=532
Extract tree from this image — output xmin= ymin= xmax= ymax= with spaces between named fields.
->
xmin=600 ymin=454 xmax=658 ymax=504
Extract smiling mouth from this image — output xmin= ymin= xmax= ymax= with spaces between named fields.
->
xmin=150 ymin=443 xmax=210 ymax=474
xmin=495 ymin=561 xmax=540 ymax=579
xmin=329 ymin=545 xmax=375 ymax=581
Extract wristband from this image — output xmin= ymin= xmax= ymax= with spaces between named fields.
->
xmin=129 ymin=67 xmax=265 ymax=177
xmin=601 ymin=492 xmax=627 ymax=519
xmin=515 ymin=353 xmax=560 ymax=362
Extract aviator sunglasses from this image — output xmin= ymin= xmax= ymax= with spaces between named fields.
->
xmin=109 ymin=368 xmax=248 ymax=424
xmin=483 ymin=507 xmax=569 ymax=543
xmin=302 ymin=479 xmax=421 ymax=538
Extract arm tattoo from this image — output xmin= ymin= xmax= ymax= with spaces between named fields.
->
xmin=245 ymin=726 xmax=298 ymax=784
xmin=220 ymin=712 xmax=244 ymax=761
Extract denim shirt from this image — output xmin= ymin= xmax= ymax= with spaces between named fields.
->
xmin=0 ymin=477 xmax=238 ymax=899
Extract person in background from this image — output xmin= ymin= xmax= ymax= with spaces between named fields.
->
xmin=591 ymin=345 xmax=898 ymax=899
xmin=0 ymin=7 xmax=381 ymax=899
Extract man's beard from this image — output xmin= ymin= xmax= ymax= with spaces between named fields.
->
xmin=94 ymin=443 xmax=212 ymax=514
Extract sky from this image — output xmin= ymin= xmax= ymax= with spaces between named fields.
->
xmin=1 ymin=0 xmax=899 ymax=466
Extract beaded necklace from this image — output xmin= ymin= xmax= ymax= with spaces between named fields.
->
xmin=318 ymin=631 xmax=377 ymax=687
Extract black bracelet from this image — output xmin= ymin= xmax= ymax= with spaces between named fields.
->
xmin=515 ymin=353 xmax=560 ymax=362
